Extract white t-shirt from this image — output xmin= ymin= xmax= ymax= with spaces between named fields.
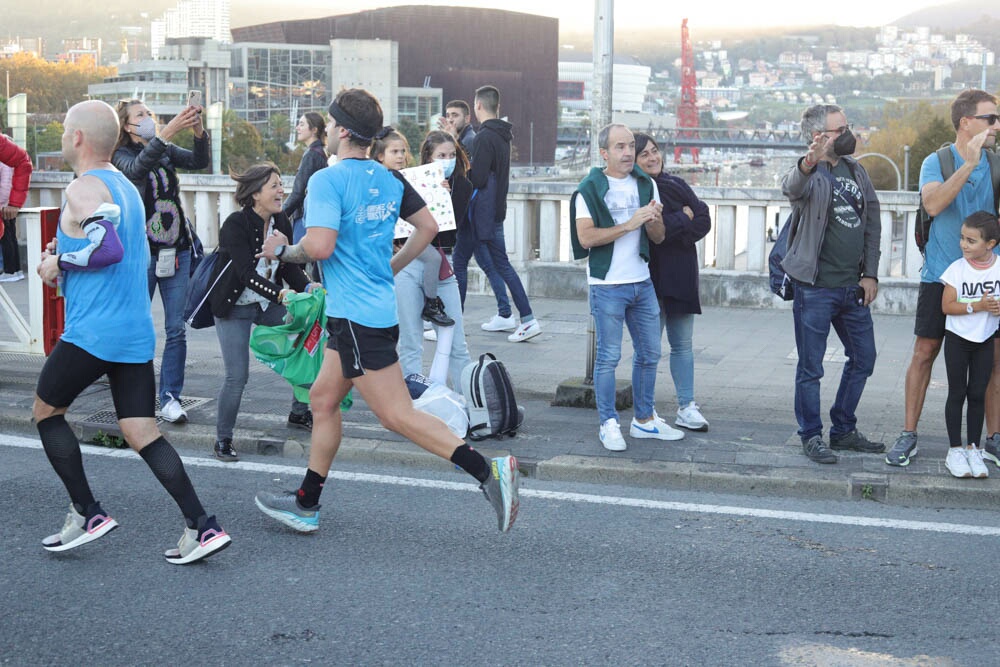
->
xmin=573 ymin=174 xmax=662 ymax=285
xmin=941 ymin=256 xmax=1000 ymax=343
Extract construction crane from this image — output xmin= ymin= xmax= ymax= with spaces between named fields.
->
xmin=675 ymin=18 xmax=700 ymax=164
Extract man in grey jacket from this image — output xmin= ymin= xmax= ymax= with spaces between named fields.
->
xmin=781 ymin=104 xmax=884 ymax=464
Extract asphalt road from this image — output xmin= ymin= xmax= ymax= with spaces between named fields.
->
xmin=2 ymin=433 xmax=998 ymax=666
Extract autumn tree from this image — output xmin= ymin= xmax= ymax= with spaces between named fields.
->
xmin=861 ymin=101 xmax=951 ymax=191
xmin=3 ymin=52 xmax=115 ymax=114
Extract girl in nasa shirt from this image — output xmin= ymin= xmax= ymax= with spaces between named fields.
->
xmin=939 ymin=211 xmax=1000 ymax=479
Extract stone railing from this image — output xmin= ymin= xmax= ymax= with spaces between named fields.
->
xmin=22 ymin=172 xmax=924 ymax=312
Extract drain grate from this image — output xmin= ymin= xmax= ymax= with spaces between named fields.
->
xmin=81 ymin=409 xmax=161 ymax=426
xmin=154 ymin=396 xmax=213 ymax=412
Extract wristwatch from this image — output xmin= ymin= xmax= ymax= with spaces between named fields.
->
xmin=967 ymin=303 xmax=975 ymax=314
xmin=274 ymin=244 xmax=286 ymax=261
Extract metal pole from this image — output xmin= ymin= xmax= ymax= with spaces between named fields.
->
xmin=903 ymin=145 xmax=911 ymax=191
xmin=530 ymin=121 xmax=534 ymax=168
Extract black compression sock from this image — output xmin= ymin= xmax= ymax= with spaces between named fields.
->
xmin=37 ymin=414 xmax=96 ymax=513
xmin=451 ymin=444 xmax=490 ymax=483
xmin=139 ymin=437 xmax=206 ymax=529
xmin=297 ymin=469 xmax=326 ymax=509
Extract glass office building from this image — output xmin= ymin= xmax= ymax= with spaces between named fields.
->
xmin=229 ymin=43 xmax=330 ymax=127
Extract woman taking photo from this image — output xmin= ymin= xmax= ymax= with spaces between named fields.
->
xmin=394 ymin=129 xmax=473 ymax=389
xmin=209 ymin=163 xmax=317 ymax=461
xmin=113 ymin=99 xmax=209 ymax=424
xmin=634 ymin=132 xmax=713 ymax=432
xmin=282 ymin=112 xmax=328 ymax=244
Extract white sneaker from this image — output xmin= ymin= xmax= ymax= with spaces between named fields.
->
xmin=482 ymin=314 xmax=517 ymax=332
xmin=630 ymin=413 xmax=685 ymax=441
xmin=945 ymin=447 xmax=973 ymax=478
xmin=675 ymin=402 xmax=709 ymax=431
xmin=966 ymin=445 xmax=990 ymax=479
xmin=160 ymin=394 xmax=188 ymax=424
xmin=599 ymin=418 xmax=627 ymax=451
xmin=0 ymin=270 xmax=24 ymax=282
xmin=423 ymin=328 xmax=437 ymax=341
xmin=508 ymin=320 xmax=542 ymax=342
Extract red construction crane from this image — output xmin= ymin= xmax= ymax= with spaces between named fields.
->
xmin=676 ymin=18 xmax=700 ymax=164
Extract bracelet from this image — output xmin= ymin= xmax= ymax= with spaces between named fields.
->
xmin=802 ymin=156 xmax=816 ymax=169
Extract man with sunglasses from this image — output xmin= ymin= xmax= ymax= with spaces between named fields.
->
xmin=781 ymin=104 xmax=884 ymax=464
xmin=888 ymin=89 xmax=1000 ymax=469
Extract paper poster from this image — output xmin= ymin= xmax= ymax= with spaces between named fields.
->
xmin=394 ymin=162 xmax=456 ymax=239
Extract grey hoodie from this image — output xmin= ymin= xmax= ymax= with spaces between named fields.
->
xmin=780 ymin=156 xmax=881 ymax=285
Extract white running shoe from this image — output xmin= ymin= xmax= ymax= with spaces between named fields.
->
xmin=481 ymin=314 xmax=517 ymax=332
xmin=675 ymin=402 xmax=709 ymax=431
xmin=599 ymin=418 xmax=627 ymax=451
xmin=160 ymin=393 xmax=188 ymax=424
xmin=966 ymin=445 xmax=990 ymax=479
xmin=0 ymin=270 xmax=24 ymax=282
xmin=42 ymin=503 xmax=118 ymax=552
xmin=508 ymin=320 xmax=542 ymax=342
xmin=164 ymin=515 xmax=231 ymax=565
xmin=945 ymin=447 xmax=973 ymax=478
xmin=423 ymin=328 xmax=437 ymax=341
xmin=630 ymin=413 xmax=685 ymax=441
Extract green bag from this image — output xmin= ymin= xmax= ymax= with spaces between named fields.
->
xmin=250 ymin=289 xmax=352 ymax=410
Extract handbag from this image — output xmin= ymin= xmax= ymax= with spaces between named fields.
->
xmin=183 ymin=252 xmax=231 ymax=329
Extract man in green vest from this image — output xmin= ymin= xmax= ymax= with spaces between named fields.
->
xmin=570 ymin=123 xmax=684 ymax=451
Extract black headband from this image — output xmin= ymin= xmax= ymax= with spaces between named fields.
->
xmin=328 ymin=99 xmax=378 ymax=142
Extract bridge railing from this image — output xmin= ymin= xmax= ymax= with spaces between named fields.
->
xmin=21 ymin=171 xmax=924 ymax=285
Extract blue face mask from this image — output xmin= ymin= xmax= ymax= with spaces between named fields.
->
xmin=435 ymin=157 xmax=456 ymax=179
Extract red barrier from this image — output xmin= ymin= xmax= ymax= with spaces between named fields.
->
xmin=40 ymin=208 xmax=64 ymax=355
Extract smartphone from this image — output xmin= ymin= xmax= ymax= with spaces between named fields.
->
xmin=187 ymin=89 xmax=203 ymax=109
xmin=854 ymin=285 xmax=866 ymax=306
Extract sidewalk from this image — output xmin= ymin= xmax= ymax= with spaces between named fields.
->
xmin=2 ymin=278 xmax=998 ymax=509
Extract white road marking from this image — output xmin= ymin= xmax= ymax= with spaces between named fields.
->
xmin=5 ymin=433 xmax=1000 ymax=537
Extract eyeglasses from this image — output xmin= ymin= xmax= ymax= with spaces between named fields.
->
xmin=968 ymin=114 xmax=1000 ymax=125
xmin=822 ymin=124 xmax=853 ymax=136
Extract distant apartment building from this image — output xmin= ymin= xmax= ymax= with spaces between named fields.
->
xmin=0 ymin=37 xmax=45 ymax=59
xmin=60 ymin=38 xmax=103 ymax=65
xmin=152 ymin=0 xmax=231 ymax=59
xmin=231 ymin=6 xmax=557 ymax=164
xmin=558 ymin=49 xmax=652 ymax=114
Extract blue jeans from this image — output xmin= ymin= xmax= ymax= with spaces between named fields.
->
xmin=395 ymin=255 xmax=472 ymax=390
xmin=590 ymin=279 xmax=662 ymax=424
xmin=453 ymin=226 xmax=529 ymax=319
xmin=660 ymin=312 xmax=695 ymax=407
xmin=148 ymin=248 xmax=190 ymax=405
xmin=214 ymin=302 xmax=308 ymax=441
xmin=792 ymin=284 xmax=876 ymax=441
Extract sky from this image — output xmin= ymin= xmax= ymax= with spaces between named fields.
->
xmin=280 ymin=0 xmax=950 ymax=31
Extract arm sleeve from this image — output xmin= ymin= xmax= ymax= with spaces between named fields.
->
xmin=660 ymin=177 xmax=711 ymax=245
xmin=57 ymin=212 xmax=125 ymax=271
xmin=112 ymin=140 xmax=169 ymax=183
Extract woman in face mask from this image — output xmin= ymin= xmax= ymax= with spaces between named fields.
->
xmin=112 ymin=99 xmax=210 ymax=425
xmin=391 ymin=129 xmax=474 ymax=390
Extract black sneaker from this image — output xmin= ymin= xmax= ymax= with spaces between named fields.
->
xmin=421 ymin=297 xmax=455 ymax=327
xmin=885 ymin=431 xmax=918 ymax=467
xmin=803 ymin=435 xmax=838 ymax=463
xmin=829 ymin=429 xmax=885 ymax=453
xmin=214 ymin=438 xmax=239 ymax=462
xmin=287 ymin=410 xmax=313 ymax=431
xmin=984 ymin=433 xmax=1000 ymax=468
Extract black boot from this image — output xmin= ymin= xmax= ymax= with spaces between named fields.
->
xmin=422 ymin=297 xmax=455 ymax=327
xmin=214 ymin=438 xmax=239 ymax=462
xmin=288 ymin=410 xmax=313 ymax=431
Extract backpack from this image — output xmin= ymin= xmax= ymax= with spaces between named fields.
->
xmin=461 ymin=353 xmax=523 ymax=441
xmin=916 ymin=145 xmax=1000 ymax=255
xmin=768 ymin=208 xmax=800 ymax=301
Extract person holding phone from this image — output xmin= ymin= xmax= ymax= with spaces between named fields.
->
xmin=112 ymin=97 xmax=210 ymax=424
xmin=780 ymin=104 xmax=883 ymax=465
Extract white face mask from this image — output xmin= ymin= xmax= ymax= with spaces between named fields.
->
xmin=131 ymin=116 xmax=156 ymax=142
xmin=435 ymin=157 xmax=456 ymax=179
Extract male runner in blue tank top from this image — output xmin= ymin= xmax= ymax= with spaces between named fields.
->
xmin=34 ymin=100 xmax=230 ymax=564
xmin=253 ymin=88 xmax=520 ymax=533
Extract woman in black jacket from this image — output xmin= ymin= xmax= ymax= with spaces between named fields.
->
xmin=113 ymin=98 xmax=210 ymax=425
xmin=282 ymin=112 xmax=328 ymax=243
xmin=634 ymin=132 xmax=713 ymax=433
xmin=209 ymin=163 xmax=317 ymax=461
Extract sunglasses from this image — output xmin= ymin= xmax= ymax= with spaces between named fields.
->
xmin=969 ymin=113 xmax=1000 ymax=125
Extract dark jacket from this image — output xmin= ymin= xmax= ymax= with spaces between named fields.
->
xmin=647 ymin=171 xmax=712 ymax=315
xmin=435 ymin=170 xmax=473 ymax=252
xmin=282 ymin=140 xmax=327 ymax=221
xmin=569 ymin=166 xmax=655 ymax=281
xmin=209 ymin=207 xmax=309 ymax=319
xmin=457 ymin=124 xmax=476 ymax=159
xmin=112 ymin=133 xmax=210 ymax=252
xmin=780 ymin=156 xmax=881 ymax=284
xmin=468 ymin=118 xmax=512 ymax=234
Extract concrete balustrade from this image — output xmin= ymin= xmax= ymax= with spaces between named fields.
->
xmin=19 ymin=172 xmax=924 ymax=312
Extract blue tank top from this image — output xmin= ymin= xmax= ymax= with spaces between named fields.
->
xmin=58 ymin=169 xmax=155 ymax=362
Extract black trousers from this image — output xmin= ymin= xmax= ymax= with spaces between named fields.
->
xmin=1 ymin=217 xmax=20 ymax=274
xmin=944 ymin=330 xmax=994 ymax=447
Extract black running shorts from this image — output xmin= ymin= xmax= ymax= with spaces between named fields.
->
xmin=36 ymin=341 xmax=156 ymax=418
xmin=913 ymin=281 xmax=946 ymax=340
xmin=326 ymin=318 xmax=399 ymax=379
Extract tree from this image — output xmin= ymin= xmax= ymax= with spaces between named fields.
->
xmin=862 ymin=101 xmax=951 ymax=190
xmin=220 ymin=109 xmax=264 ymax=174
xmin=396 ymin=118 xmax=426 ymax=162
xmin=909 ymin=116 xmax=955 ymax=190
xmin=4 ymin=52 xmax=115 ymax=114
